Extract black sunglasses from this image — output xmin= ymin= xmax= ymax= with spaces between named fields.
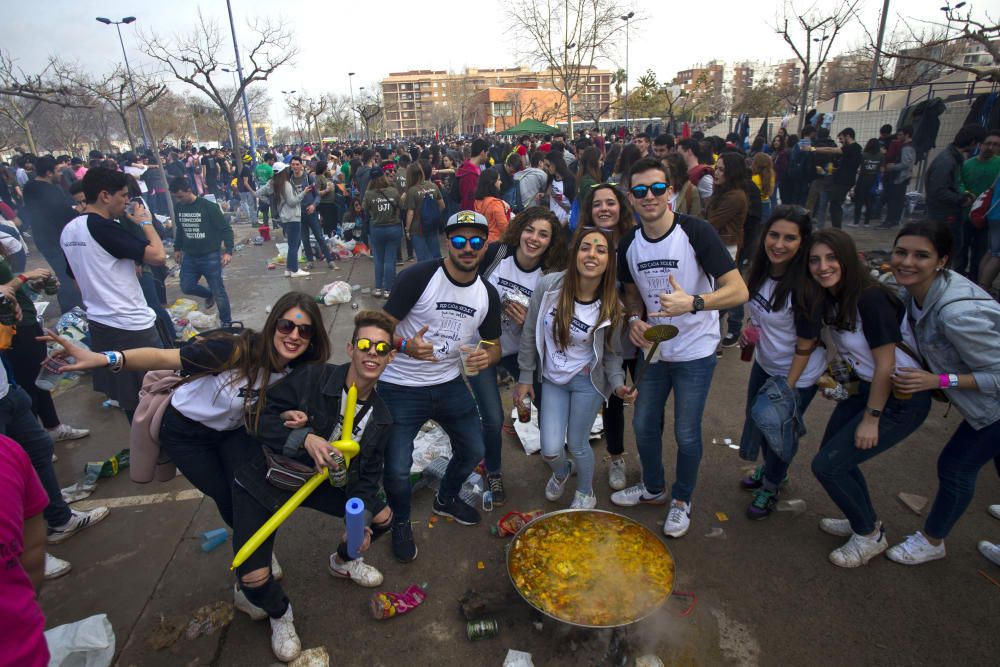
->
xmin=590 ymin=181 xmax=619 ymax=189
xmin=629 ymin=182 xmax=669 ymax=199
xmin=578 ymin=226 xmax=614 ymax=235
xmin=275 ymin=318 xmax=315 ymax=339
xmin=449 ymin=235 xmax=486 ymax=251
xmin=353 ymin=338 xmax=392 ymax=356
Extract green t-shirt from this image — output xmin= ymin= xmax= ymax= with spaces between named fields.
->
xmin=174 ymin=197 xmax=235 ymax=256
xmin=0 ymin=258 xmax=36 ymax=322
xmin=962 ymin=155 xmax=1000 ymax=197
xmin=255 ymin=162 xmax=274 ymax=186
xmin=340 ymin=162 xmax=352 ymax=183
xmin=363 ymin=187 xmax=401 ymax=227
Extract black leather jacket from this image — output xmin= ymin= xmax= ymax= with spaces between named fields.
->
xmin=254 ymin=362 xmax=391 ymax=513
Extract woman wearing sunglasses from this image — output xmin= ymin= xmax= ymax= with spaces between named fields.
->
xmin=232 ymin=310 xmax=398 ymax=662
xmin=515 ymin=228 xmax=634 ymax=509
xmin=576 ymin=183 xmax=637 ymax=491
xmin=802 ymin=229 xmax=931 ymax=568
xmin=43 ymin=293 xmax=330 ymax=590
xmin=881 ymin=222 xmax=1000 ymax=568
xmin=469 ymin=207 xmax=566 ymax=506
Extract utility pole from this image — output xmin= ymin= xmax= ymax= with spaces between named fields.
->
xmin=225 ymin=0 xmax=256 ymax=159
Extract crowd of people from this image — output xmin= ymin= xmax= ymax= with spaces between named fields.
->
xmin=1 ymin=118 xmax=999 ymax=663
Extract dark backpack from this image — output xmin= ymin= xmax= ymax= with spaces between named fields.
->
xmin=419 ymin=188 xmax=441 ymax=233
xmin=507 ymin=177 xmax=525 ymax=214
xmin=448 ymin=173 xmax=462 ymax=204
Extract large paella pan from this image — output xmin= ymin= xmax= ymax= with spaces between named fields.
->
xmin=506 ymin=509 xmax=675 ymax=628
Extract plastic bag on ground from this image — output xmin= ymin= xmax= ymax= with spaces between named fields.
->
xmin=319 ymin=281 xmax=352 ymax=305
xmin=44 ymin=613 xmax=115 ymax=667
xmin=186 ymin=310 xmax=219 ymax=330
xmin=504 ymin=650 xmax=535 ymax=667
xmin=511 ymin=405 xmax=541 ymax=455
xmin=167 ymin=298 xmax=198 ymax=319
xmin=410 ymin=422 xmax=452 ymax=473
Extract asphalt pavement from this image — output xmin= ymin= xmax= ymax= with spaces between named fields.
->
xmin=35 ymin=221 xmax=1000 ymax=667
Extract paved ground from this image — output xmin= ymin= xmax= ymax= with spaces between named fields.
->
xmin=35 ymin=222 xmax=1000 ymax=666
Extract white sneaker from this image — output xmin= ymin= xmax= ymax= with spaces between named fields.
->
xmin=47 ymin=507 xmax=110 ymax=544
xmin=829 ymin=528 xmax=888 ymax=568
xmin=886 ymin=531 xmax=946 ymax=565
xmin=373 ymin=288 xmax=383 ymax=298
xmin=233 ymin=584 xmax=268 ymax=621
xmin=44 ymin=553 xmax=71 ymax=580
xmin=821 ymin=518 xmax=885 ymax=538
xmin=610 ymin=483 xmax=668 ymax=507
xmin=47 ymin=424 xmax=90 ymax=442
xmin=570 ymin=490 xmax=597 ymax=510
xmin=284 ymin=269 xmax=310 ymax=277
xmin=544 ymin=459 xmax=574 ymax=501
xmin=989 ymin=505 xmax=1000 ymax=520
xmin=269 ymin=604 xmax=301 ymax=662
xmin=328 ymin=554 xmax=384 ymax=587
xmin=271 ymin=553 xmax=283 ymax=581
xmin=663 ymin=500 xmax=692 ymax=538
xmin=978 ymin=540 xmax=1000 ymax=566
xmin=607 ymin=457 xmax=627 ymax=491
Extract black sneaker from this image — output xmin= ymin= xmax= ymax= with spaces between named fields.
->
xmin=204 ymin=293 xmax=216 ymax=309
xmin=391 ymin=521 xmax=418 ymax=563
xmin=433 ymin=494 xmax=481 ymax=525
xmin=487 ymin=473 xmax=506 ymax=507
xmin=721 ymin=332 xmax=739 ymax=348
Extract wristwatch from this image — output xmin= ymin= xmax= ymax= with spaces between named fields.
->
xmin=628 ymin=314 xmax=642 ymax=325
xmin=691 ymin=295 xmax=705 ymax=314
xmin=865 ymin=406 xmax=882 ymax=418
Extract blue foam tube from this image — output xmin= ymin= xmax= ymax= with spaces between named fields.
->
xmin=345 ymin=497 xmax=365 ymax=559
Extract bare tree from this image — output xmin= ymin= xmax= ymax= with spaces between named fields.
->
xmin=287 ymin=94 xmax=328 ymax=142
xmin=508 ymin=0 xmax=634 ymax=136
xmin=773 ymin=0 xmax=861 ymax=125
xmin=142 ymin=10 xmax=296 ymax=152
xmin=872 ymin=6 xmax=999 ymax=84
xmin=355 ymin=87 xmax=384 ymax=141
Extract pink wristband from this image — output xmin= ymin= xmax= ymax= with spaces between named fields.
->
xmin=939 ymin=374 xmax=949 ymax=389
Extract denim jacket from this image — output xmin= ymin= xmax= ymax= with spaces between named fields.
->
xmin=902 ymin=270 xmax=1000 ymax=430
xmin=740 ymin=376 xmax=806 ymax=463
xmin=517 ymin=271 xmax=625 ymax=400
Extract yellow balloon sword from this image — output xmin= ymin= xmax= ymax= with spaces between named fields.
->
xmin=231 ymin=384 xmax=361 ymax=570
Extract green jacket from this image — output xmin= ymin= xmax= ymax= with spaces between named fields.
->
xmin=174 ymin=197 xmax=234 ymax=256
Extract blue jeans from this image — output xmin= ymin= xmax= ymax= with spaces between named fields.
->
xmin=540 ymin=372 xmax=605 ymax=496
xmin=301 ymin=212 xmax=334 ymax=263
xmin=740 ymin=361 xmax=818 ymax=486
xmin=139 ymin=271 xmax=177 ymax=343
xmin=180 ymin=251 xmax=232 ymax=324
xmin=411 ymin=229 xmax=441 ymax=262
xmin=283 ymin=220 xmax=301 ymax=272
xmin=924 ymin=417 xmax=1000 ymax=539
xmin=369 ymin=225 xmax=403 ymax=291
xmin=467 ymin=354 xmax=540 ymax=473
xmin=0 ymin=385 xmax=71 ymax=527
xmin=811 ymin=382 xmax=931 ymax=535
xmin=378 ymin=377 xmax=485 ymax=522
xmin=36 ymin=242 xmax=83 ymax=314
xmin=632 ymin=354 xmax=717 ymax=502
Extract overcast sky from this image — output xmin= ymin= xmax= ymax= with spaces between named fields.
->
xmin=7 ymin=0 xmax=955 ymax=127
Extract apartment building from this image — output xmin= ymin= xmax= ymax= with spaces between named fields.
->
xmin=380 ymin=65 xmax=613 ymax=136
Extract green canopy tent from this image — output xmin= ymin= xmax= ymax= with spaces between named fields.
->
xmin=500 ymin=119 xmax=560 ymax=135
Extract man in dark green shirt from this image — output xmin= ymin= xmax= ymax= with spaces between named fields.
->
xmin=169 ymin=177 xmax=234 ymax=325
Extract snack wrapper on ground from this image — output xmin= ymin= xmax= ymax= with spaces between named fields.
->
xmin=369 ymin=584 xmax=427 ymax=620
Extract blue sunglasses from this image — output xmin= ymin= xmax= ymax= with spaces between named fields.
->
xmin=449 ymin=235 xmax=486 ymax=251
xmin=629 ymin=182 xmax=669 ymax=199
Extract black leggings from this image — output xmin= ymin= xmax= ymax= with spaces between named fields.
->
xmin=158 ymin=405 xmax=254 ymax=527
xmin=602 ymin=357 xmax=637 ymax=456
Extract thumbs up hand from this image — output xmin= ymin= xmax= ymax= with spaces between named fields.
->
xmin=650 ymin=274 xmax=696 ymax=318
xmin=406 ymin=324 xmax=438 ymax=361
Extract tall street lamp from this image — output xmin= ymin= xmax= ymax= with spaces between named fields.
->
xmin=224 ymin=0 xmax=256 ymax=159
xmin=96 ymin=16 xmax=151 ymax=150
xmin=348 ymin=72 xmax=357 ymax=140
xmin=620 ymin=12 xmax=634 ymax=132
xmin=941 ymin=2 xmax=966 ymax=35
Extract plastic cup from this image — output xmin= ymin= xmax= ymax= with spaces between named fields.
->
xmin=517 ymin=396 xmax=532 ymax=423
xmin=460 ymin=344 xmax=479 ymax=376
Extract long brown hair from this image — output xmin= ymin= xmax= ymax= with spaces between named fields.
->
xmin=573 ymin=183 xmax=634 ymax=249
xmin=800 ymin=228 xmax=895 ymax=331
xmin=270 ymin=168 xmax=291 ymax=211
xmin=751 ymin=153 xmax=775 ymax=199
xmin=197 ymin=292 xmax=331 ymax=432
xmin=498 ymin=206 xmax=567 ymax=272
xmin=553 ymin=229 xmax=622 ymax=349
